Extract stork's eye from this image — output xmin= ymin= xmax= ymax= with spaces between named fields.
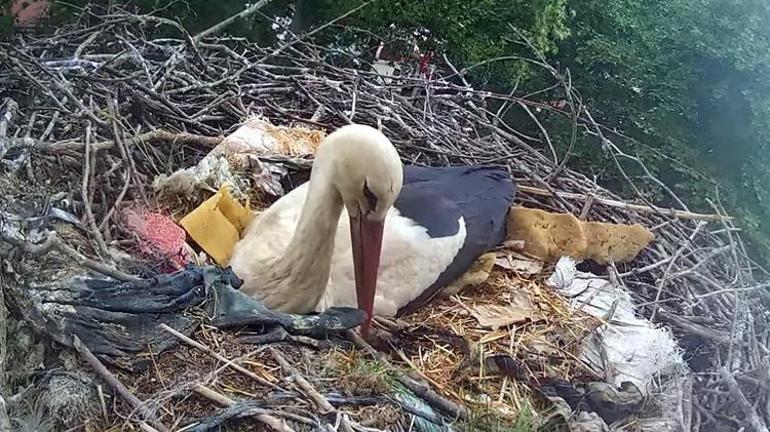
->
xmin=363 ymin=182 xmax=378 ymax=210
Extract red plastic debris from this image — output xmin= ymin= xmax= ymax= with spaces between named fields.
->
xmin=122 ymin=208 xmax=192 ymax=271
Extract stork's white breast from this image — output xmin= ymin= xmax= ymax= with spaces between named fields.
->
xmin=319 ymin=207 xmax=466 ymax=316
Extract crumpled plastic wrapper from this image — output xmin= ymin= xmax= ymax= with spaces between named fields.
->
xmin=153 ymin=157 xmax=245 ymax=201
xmin=546 ymin=256 xmax=691 ymax=431
xmin=152 ymin=116 xmax=324 ymax=204
xmin=545 ymin=256 xmax=578 ymax=289
xmin=14 ymin=265 xmax=365 ymax=357
xmin=203 ymin=115 xmax=323 ymax=164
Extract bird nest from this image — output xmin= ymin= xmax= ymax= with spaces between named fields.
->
xmin=1 ymin=7 xmax=768 ymax=432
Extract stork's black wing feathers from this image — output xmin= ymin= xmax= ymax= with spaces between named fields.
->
xmin=396 ymin=165 xmax=517 ymax=316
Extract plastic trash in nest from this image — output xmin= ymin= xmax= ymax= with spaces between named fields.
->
xmin=153 ymin=156 xmax=244 ymax=202
xmin=179 ymin=184 xmax=254 ymax=266
xmin=11 ymin=264 xmax=366 ymax=357
xmin=546 ymin=256 xmax=692 ymax=431
xmin=188 ymin=383 xmax=455 ymax=432
xmin=536 ymin=379 xmax=611 ymax=432
xmin=152 ymin=116 xmax=324 ymax=202
xmin=204 ymin=115 xmax=323 ymax=160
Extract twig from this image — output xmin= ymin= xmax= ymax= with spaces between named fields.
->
xmin=80 ymin=123 xmax=112 ymax=260
xmin=39 ymin=130 xmax=224 ymax=153
xmin=73 ymin=335 xmax=170 ymax=432
xmin=97 ymin=385 xmax=109 ymax=422
xmin=193 ymin=0 xmax=272 ymax=42
xmin=259 ymin=0 xmax=378 ymax=62
xmin=0 ymin=98 xmax=18 ymax=138
xmin=720 ymin=367 xmax=770 ymax=432
xmin=98 ymin=169 xmax=130 ymax=231
xmin=517 ymin=185 xmax=732 ymax=221
xmin=0 ymin=230 xmax=137 ymax=281
xmin=0 ymin=395 xmax=10 ymax=432
xmin=268 ymin=347 xmax=335 ymax=414
xmin=159 ymin=324 xmax=280 ymax=390
xmin=668 ymin=245 xmax=732 ymax=281
xmin=547 ymin=69 xmax=582 ymax=182
xmin=658 ymin=311 xmax=738 ymax=345
xmin=516 ymin=101 xmax=558 ymax=164
xmin=650 ymin=222 xmax=706 ymax=321
xmin=193 ymin=384 xmax=295 ymax=432
xmin=345 ymin=330 xmax=468 ymax=421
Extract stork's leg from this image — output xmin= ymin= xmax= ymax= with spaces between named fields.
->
xmin=438 ymin=252 xmax=497 ymax=299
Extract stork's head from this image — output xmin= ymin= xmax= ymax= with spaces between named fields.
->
xmin=315 ymin=124 xmax=403 ymax=333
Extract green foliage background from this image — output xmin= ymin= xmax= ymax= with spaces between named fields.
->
xmin=556 ymin=0 xmax=770 ymax=262
xmin=5 ymin=0 xmax=770 ymax=264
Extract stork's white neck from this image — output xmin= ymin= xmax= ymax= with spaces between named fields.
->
xmin=257 ymin=163 xmax=344 ymax=312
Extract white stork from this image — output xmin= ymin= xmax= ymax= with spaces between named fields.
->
xmin=229 ymin=124 xmax=516 ymax=332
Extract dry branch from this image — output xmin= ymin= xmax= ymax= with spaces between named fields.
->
xmin=0 ymin=228 xmax=137 ymax=281
xmin=346 ymin=330 xmax=469 ymax=421
xmin=73 ymin=336 xmax=170 ymax=432
xmin=0 ymin=395 xmax=9 ymax=432
xmin=720 ymin=368 xmax=769 ymax=432
xmin=518 ymin=185 xmax=732 ymax=222
xmin=40 ymin=130 xmax=224 ymax=153
xmin=193 ymin=385 xmax=295 ymax=432
xmin=269 ymin=347 xmax=335 ymax=414
xmin=159 ymin=324 xmax=280 ymax=390
xmin=193 ymin=0 xmax=273 ymax=41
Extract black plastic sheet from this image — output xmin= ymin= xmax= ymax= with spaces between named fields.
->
xmin=15 ymin=265 xmax=366 ymax=356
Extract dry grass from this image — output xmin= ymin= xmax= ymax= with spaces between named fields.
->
xmin=387 ymin=267 xmax=600 ymax=419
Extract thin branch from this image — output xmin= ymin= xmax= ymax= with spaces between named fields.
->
xmin=258 ymin=0 xmax=378 ymax=62
xmin=720 ymin=367 xmax=769 ymax=432
xmin=517 ymin=185 xmax=732 ymax=222
xmin=80 ymin=123 xmax=112 ymax=260
xmin=73 ymin=335 xmax=171 ymax=432
xmin=193 ymin=0 xmax=273 ymax=42
xmin=269 ymin=347 xmax=335 ymax=414
xmin=650 ymin=222 xmax=706 ymax=321
xmin=0 ymin=229 xmax=137 ymax=281
xmin=346 ymin=330 xmax=468 ymax=421
xmin=159 ymin=324 xmax=281 ymax=390
xmin=193 ymin=385 xmax=296 ymax=432
xmin=40 ymin=130 xmax=224 ymax=153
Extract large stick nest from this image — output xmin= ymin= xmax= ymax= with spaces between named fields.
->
xmin=1 ymin=7 xmax=768 ymax=432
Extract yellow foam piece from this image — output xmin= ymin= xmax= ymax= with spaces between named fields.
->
xmin=216 ymin=186 xmax=253 ymax=233
xmin=179 ymin=185 xmax=254 ymax=266
xmin=506 ymin=206 xmax=654 ymax=265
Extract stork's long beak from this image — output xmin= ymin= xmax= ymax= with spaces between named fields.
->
xmin=350 ymin=214 xmax=384 ymax=335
